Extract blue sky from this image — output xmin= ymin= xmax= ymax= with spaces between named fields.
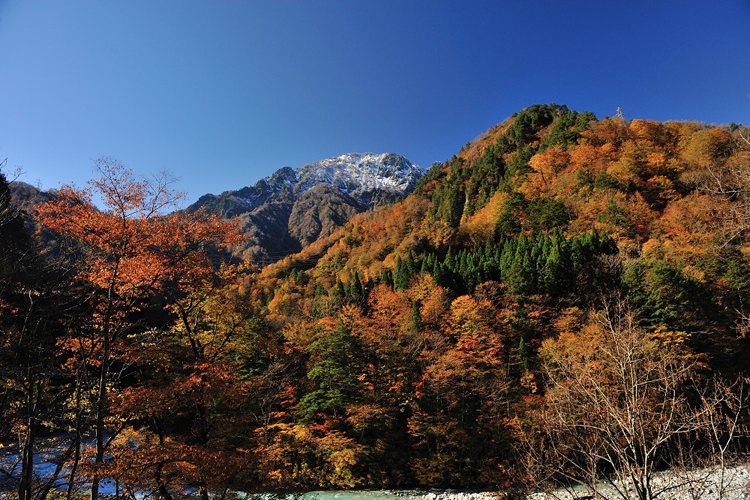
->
xmin=1 ymin=1 xmax=749 ymax=206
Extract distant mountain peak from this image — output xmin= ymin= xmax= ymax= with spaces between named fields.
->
xmin=190 ymin=152 xmax=423 ymax=216
xmin=187 ymin=152 xmax=424 ymax=260
xmin=295 ymin=152 xmax=424 ymax=200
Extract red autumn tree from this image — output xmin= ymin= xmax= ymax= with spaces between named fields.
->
xmin=108 ymin=260 xmax=271 ymax=500
xmin=35 ymin=158 xmax=242 ymax=500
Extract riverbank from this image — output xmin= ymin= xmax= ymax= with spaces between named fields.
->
xmin=526 ymin=464 xmax=750 ymax=500
xmin=241 ymin=469 xmax=750 ymax=500
xmin=3 ymin=437 xmax=749 ymax=500
xmin=300 ymin=464 xmax=750 ymax=500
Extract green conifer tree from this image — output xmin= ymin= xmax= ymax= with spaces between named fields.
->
xmin=518 ymin=337 xmax=529 ymax=373
xmin=394 ymin=256 xmax=410 ymax=290
xmin=350 ymin=271 xmax=365 ymax=308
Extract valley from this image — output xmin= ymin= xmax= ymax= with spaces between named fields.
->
xmin=2 ymin=104 xmax=750 ymax=499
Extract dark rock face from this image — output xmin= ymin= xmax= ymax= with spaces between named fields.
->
xmin=288 ymin=184 xmax=368 ymax=247
xmin=8 ymin=181 xmax=57 ymax=254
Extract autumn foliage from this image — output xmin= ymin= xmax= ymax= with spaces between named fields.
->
xmin=3 ymin=106 xmax=750 ymax=498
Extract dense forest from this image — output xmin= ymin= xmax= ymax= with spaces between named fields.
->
xmin=2 ymin=104 xmax=750 ymax=499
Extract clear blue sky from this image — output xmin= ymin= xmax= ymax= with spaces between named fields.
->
xmin=1 ymin=1 xmax=749 ymax=206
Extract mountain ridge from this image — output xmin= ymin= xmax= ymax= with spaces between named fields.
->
xmin=187 ymin=152 xmax=424 ymax=260
xmin=5 ymin=104 xmax=750 ymax=494
xmin=189 ymin=152 xmax=424 ymax=215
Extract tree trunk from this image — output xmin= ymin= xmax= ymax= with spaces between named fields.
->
xmin=66 ymin=431 xmax=81 ymax=500
xmin=90 ymin=332 xmax=111 ymax=500
xmin=39 ymin=438 xmax=77 ymax=500
xmin=19 ymin=377 xmax=42 ymax=500
xmin=199 ymin=477 xmax=210 ymax=500
xmin=66 ymin=369 xmax=85 ymax=500
xmin=154 ymin=418 xmax=174 ymax=500
xmin=19 ymin=408 xmax=34 ymax=500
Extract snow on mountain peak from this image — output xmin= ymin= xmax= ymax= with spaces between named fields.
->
xmin=294 ymin=152 xmax=424 ymax=201
xmin=189 ymin=152 xmax=425 ymax=217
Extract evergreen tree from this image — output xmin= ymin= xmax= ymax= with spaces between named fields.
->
xmin=298 ymin=321 xmax=363 ymax=421
xmin=518 ymin=337 xmax=529 ymax=373
xmin=432 ymin=258 xmax=444 ymax=285
xmin=405 ymin=252 xmax=417 ymax=277
xmin=0 ymin=170 xmax=32 ymax=283
xmin=440 ymin=185 xmax=464 ymax=228
xmin=420 ymin=256 xmax=430 ymax=275
xmin=541 ymin=241 xmax=564 ymax=294
xmin=381 ymin=269 xmax=394 ymax=288
xmin=394 ymin=256 xmax=410 ymax=290
xmin=328 ymin=278 xmax=345 ymax=313
xmin=444 ymin=248 xmax=457 ymax=272
xmin=350 ymin=271 xmax=365 ymax=308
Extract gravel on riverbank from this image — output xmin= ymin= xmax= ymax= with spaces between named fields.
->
xmin=525 ymin=464 xmax=750 ymax=500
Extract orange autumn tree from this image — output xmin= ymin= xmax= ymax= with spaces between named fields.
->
xmin=35 ymin=158 xmax=242 ymax=500
xmin=528 ymin=300 xmax=699 ymax=499
xmin=106 ymin=262 xmax=263 ymax=500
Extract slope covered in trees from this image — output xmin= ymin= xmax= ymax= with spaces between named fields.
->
xmin=237 ymin=104 xmax=750 ymax=493
xmin=2 ymin=105 xmax=750 ymax=498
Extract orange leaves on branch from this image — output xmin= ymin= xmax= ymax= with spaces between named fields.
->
xmin=569 ymin=143 xmax=607 ymax=173
xmin=447 ymin=295 xmax=498 ymax=344
xmin=93 ymin=426 xmax=251 ymax=495
xmin=581 ymin=117 xmax=633 ymax=147
xmin=629 ymin=118 xmax=676 ymax=150
xmin=35 ymin=158 xmax=243 ymax=305
xmin=367 ymin=284 xmax=409 ymax=339
xmin=523 ymin=149 xmax=570 ymax=198
xmin=32 ymin=159 xmax=246 ymax=498
xmin=681 ymin=128 xmax=733 ymax=170
xmin=656 ymin=194 xmax=722 ymax=252
xmin=459 ymin=191 xmax=507 ymax=245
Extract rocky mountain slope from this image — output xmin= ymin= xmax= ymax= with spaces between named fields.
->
xmin=188 ymin=152 xmax=424 ymax=260
xmin=8 ymin=181 xmax=57 ymax=253
xmin=9 ymin=181 xmax=53 ymax=209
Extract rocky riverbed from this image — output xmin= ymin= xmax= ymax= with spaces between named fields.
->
xmin=526 ymin=464 xmax=750 ymax=500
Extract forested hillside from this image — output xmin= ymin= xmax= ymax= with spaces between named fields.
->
xmin=2 ymin=105 xmax=750 ymax=499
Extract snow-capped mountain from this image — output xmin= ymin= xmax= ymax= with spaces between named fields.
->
xmin=295 ymin=153 xmax=424 ymax=200
xmin=191 ymin=153 xmax=423 ymax=217
xmin=187 ymin=153 xmax=424 ymax=261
